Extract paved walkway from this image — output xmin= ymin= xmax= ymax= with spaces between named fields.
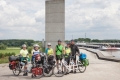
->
xmin=0 ymin=49 xmax=120 ymax=80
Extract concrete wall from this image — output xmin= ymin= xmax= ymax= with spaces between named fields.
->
xmin=45 ymin=0 xmax=65 ymax=49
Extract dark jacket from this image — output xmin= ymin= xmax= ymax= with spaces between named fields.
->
xmin=70 ymin=44 xmax=80 ymax=56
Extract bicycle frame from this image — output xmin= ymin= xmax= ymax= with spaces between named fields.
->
xmin=63 ymin=55 xmax=83 ymax=73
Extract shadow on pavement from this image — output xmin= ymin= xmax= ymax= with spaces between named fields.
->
xmin=0 ymin=73 xmax=75 ymax=79
xmin=0 ymin=74 xmax=33 ymax=80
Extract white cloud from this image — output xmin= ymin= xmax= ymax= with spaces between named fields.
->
xmin=0 ymin=0 xmax=45 ymax=40
xmin=35 ymin=9 xmax=45 ymax=22
xmin=65 ymin=0 xmax=120 ymax=40
xmin=0 ymin=0 xmax=120 ymax=40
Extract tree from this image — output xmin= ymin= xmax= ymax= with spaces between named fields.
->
xmin=0 ymin=43 xmax=7 ymax=50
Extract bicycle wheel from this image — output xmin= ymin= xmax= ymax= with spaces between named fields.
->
xmin=77 ymin=61 xmax=86 ymax=73
xmin=53 ymin=63 xmax=66 ymax=77
xmin=12 ymin=63 xmax=21 ymax=76
xmin=43 ymin=67 xmax=53 ymax=77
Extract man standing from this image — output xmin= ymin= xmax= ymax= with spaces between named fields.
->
xmin=70 ymin=40 xmax=80 ymax=64
xmin=55 ymin=40 xmax=65 ymax=65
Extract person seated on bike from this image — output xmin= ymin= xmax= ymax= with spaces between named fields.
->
xmin=31 ymin=44 xmax=41 ymax=63
xmin=64 ymin=43 xmax=71 ymax=65
xmin=20 ymin=44 xmax=29 ymax=76
xmin=45 ymin=43 xmax=55 ymax=65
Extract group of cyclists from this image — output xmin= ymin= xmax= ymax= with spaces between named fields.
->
xmin=19 ymin=39 xmax=80 ymax=76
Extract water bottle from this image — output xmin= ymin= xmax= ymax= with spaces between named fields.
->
xmin=28 ymin=64 xmax=32 ymax=73
xmin=64 ymin=61 xmax=67 ymax=65
xmin=72 ymin=61 xmax=75 ymax=65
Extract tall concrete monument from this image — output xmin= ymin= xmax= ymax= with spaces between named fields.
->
xmin=45 ymin=0 xmax=65 ymax=48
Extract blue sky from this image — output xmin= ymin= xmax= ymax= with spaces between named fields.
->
xmin=0 ymin=0 xmax=120 ymax=40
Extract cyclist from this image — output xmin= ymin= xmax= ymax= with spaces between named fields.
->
xmin=45 ymin=43 xmax=54 ymax=56
xmin=70 ymin=40 xmax=80 ymax=73
xmin=31 ymin=44 xmax=41 ymax=63
xmin=20 ymin=44 xmax=29 ymax=76
xmin=64 ymin=43 xmax=71 ymax=65
xmin=45 ymin=43 xmax=55 ymax=65
xmin=55 ymin=40 xmax=65 ymax=73
xmin=70 ymin=40 xmax=80 ymax=62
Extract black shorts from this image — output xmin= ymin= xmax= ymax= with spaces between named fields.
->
xmin=65 ymin=57 xmax=70 ymax=65
xmin=71 ymin=55 xmax=76 ymax=61
xmin=56 ymin=55 xmax=63 ymax=61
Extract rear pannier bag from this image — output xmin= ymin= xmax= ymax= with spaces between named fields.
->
xmin=9 ymin=56 xmax=20 ymax=62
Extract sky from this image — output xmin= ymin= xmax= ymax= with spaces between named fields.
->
xmin=0 ymin=0 xmax=120 ymax=40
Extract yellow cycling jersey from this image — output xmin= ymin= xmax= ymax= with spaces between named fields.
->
xmin=46 ymin=48 xmax=54 ymax=56
xmin=20 ymin=49 xmax=28 ymax=57
xmin=65 ymin=47 xmax=71 ymax=55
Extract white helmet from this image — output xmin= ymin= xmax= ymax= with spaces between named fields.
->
xmin=22 ymin=44 xmax=27 ymax=47
xmin=47 ymin=43 xmax=51 ymax=46
xmin=33 ymin=44 xmax=40 ymax=47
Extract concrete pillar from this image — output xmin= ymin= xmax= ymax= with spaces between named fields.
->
xmin=45 ymin=0 xmax=65 ymax=49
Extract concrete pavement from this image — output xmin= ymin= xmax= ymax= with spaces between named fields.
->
xmin=0 ymin=49 xmax=120 ymax=80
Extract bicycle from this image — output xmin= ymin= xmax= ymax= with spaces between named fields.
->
xmin=31 ymin=54 xmax=43 ymax=78
xmin=53 ymin=54 xmax=86 ymax=76
xmin=68 ymin=55 xmax=86 ymax=73
xmin=40 ymin=53 xmax=55 ymax=77
xmin=9 ymin=55 xmax=28 ymax=76
xmin=53 ymin=56 xmax=66 ymax=77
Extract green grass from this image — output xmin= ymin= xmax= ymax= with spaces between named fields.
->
xmin=0 ymin=49 xmax=20 ymax=54
xmin=7 ymin=47 xmax=20 ymax=49
xmin=0 ymin=54 xmax=32 ymax=64
xmin=0 ymin=47 xmax=32 ymax=64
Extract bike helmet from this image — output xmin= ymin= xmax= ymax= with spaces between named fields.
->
xmin=58 ymin=39 xmax=61 ymax=42
xmin=22 ymin=44 xmax=27 ymax=47
xmin=71 ymin=39 xmax=74 ymax=42
xmin=33 ymin=44 xmax=40 ymax=47
xmin=66 ymin=42 xmax=70 ymax=45
xmin=47 ymin=43 xmax=51 ymax=46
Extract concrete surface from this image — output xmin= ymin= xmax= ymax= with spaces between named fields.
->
xmin=45 ymin=0 xmax=65 ymax=48
xmin=83 ymin=48 xmax=120 ymax=62
xmin=0 ymin=49 xmax=120 ymax=80
xmin=99 ymin=51 xmax=113 ymax=57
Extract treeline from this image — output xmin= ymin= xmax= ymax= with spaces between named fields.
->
xmin=66 ymin=38 xmax=120 ymax=43
xmin=0 ymin=39 xmax=35 ymax=47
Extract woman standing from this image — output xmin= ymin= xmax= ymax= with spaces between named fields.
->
xmin=45 ymin=43 xmax=54 ymax=56
xmin=64 ymin=43 xmax=71 ymax=65
xmin=45 ymin=43 xmax=55 ymax=64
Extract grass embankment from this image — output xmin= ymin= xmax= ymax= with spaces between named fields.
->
xmin=0 ymin=48 xmax=20 ymax=64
